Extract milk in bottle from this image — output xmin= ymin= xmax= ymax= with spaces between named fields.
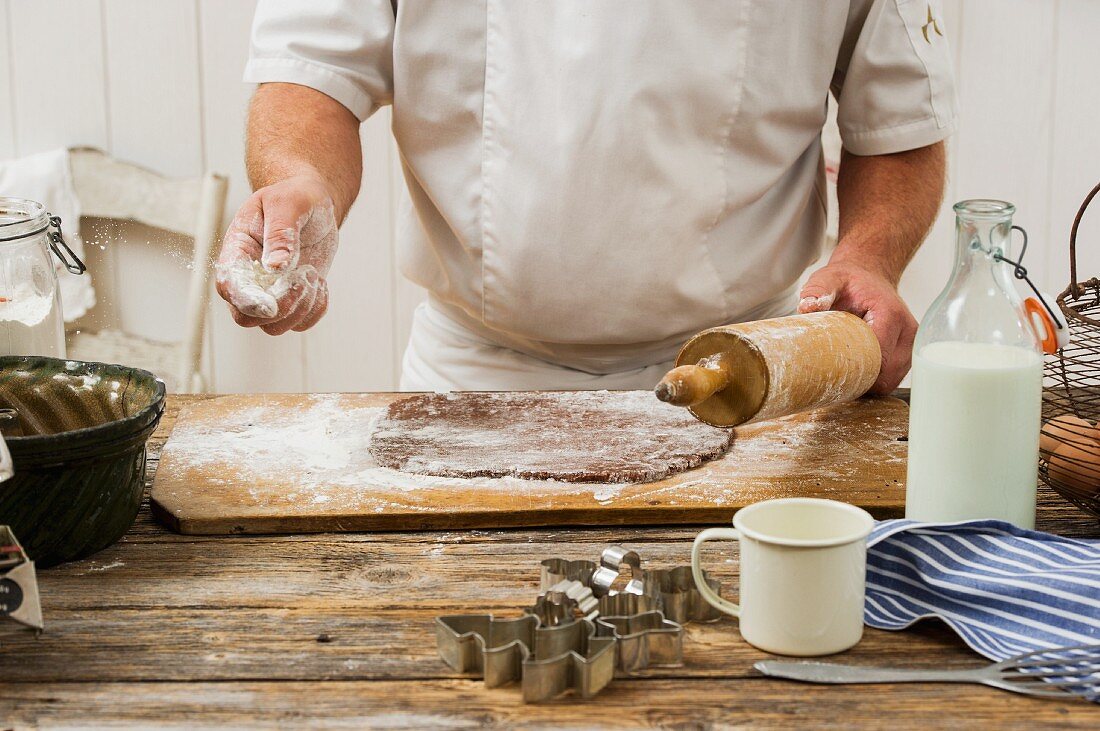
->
xmin=905 ymin=200 xmax=1044 ymax=528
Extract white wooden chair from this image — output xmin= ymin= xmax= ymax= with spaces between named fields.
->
xmin=65 ymin=148 xmax=228 ymax=393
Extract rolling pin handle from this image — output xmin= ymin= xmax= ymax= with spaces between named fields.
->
xmin=655 ymin=358 xmax=733 ymax=407
xmin=654 ymin=378 xmax=680 ymax=404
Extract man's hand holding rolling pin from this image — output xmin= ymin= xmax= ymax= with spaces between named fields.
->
xmin=797 ymin=145 xmax=947 ymax=396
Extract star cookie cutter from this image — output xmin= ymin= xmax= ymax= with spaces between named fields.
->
xmin=596 ymin=610 xmax=684 ymax=674
xmin=435 ymin=614 xmax=616 ymax=702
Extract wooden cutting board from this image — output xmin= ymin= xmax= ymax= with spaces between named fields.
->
xmin=150 ymin=393 xmax=909 ymax=535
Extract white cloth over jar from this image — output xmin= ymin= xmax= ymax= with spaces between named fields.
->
xmin=246 ymin=0 xmax=957 ymax=374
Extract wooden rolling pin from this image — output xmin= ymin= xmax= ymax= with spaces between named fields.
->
xmin=655 ymin=311 xmax=881 ymax=428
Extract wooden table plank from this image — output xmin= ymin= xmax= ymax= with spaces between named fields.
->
xmin=1 ymin=395 xmax=1096 ymax=728
xmin=31 ymin=523 xmax=1100 ymax=612
xmin=0 ymin=679 xmax=1091 ymax=729
xmin=0 ymin=609 xmax=1002 ymax=683
xmin=0 ymin=536 xmax=995 ymax=683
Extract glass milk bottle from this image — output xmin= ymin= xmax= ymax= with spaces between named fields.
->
xmin=0 ymin=198 xmax=85 ymax=358
xmin=906 ymin=200 xmax=1043 ymax=528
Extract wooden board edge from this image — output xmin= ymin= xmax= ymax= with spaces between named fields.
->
xmin=148 ymin=497 xmax=184 ymax=533
xmin=156 ymin=501 xmax=907 ymax=536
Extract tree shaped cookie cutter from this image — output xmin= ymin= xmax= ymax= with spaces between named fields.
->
xmin=434 ymin=613 xmax=616 ymax=702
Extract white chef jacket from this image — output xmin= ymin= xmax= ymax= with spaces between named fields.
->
xmin=399 ymin=299 xmax=680 ymax=391
xmin=246 ymin=0 xmax=957 ymax=375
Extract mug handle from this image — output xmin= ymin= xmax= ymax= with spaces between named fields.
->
xmin=691 ymin=527 xmax=742 ymax=618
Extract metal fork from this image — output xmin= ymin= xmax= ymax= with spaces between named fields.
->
xmin=754 ymin=643 xmax=1100 ymax=700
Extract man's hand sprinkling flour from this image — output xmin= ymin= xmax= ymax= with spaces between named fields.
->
xmin=216 ymin=176 xmax=337 ymax=334
xmin=216 ymin=82 xmax=363 ymax=335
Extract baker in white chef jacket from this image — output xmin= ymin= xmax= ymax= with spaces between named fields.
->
xmin=216 ymin=1 xmax=956 ymax=395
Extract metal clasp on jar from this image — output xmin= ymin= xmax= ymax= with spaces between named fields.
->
xmin=47 ymin=215 xmax=86 ymax=275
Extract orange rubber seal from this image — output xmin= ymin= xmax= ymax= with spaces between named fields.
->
xmin=1024 ymin=297 xmax=1058 ymax=354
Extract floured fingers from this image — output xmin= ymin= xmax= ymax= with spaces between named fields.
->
xmin=259 ymin=269 xmax=324 ymax=336
xmin=291 ymin=279 xmax=329 ymax=332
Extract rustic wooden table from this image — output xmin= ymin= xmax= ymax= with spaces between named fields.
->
xmin=1 ymin=395 xmax=1097 ymax=729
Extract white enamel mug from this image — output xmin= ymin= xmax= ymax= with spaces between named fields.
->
xmin=691 ymin=498 xmax=874 ymax=656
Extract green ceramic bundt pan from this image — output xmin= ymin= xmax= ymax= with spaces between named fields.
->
xmin=0 ymin=356 xmax=166 ymax=567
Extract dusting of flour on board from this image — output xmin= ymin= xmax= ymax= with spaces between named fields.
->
xmin=160 ymin=393 xmax=647 ymax=510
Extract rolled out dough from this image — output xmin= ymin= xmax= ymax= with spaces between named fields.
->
xmin=368 ymin=391 xmax=734 ymax=483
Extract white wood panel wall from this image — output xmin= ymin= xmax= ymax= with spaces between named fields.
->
xmin=1 ymin=0 xmax=1099 ymax=392
xmin=0 ymin=0 xmax=417 ymax=392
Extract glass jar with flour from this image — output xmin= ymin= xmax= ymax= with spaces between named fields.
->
xmin=0 ymin=198 xmax=86 ymax=358
xmin=906 ymin=200 xmax=1048 ymax=528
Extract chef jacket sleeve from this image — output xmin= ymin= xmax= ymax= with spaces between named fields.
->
xmin=244 ymin=0 xmax=394 ymax=122
xmin=832 ymin=0 xmax=958 ymax=156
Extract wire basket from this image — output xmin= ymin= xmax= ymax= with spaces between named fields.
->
xmin=1040 ymin=182 xmax=1100 ymax=520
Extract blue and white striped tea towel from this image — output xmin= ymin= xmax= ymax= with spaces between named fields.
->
xmin=865 ymin=520 xmax=1099 ymax=699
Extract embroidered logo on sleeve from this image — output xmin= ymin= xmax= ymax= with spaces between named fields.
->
xmin=922 ymin=4 xmax=943 ymax=44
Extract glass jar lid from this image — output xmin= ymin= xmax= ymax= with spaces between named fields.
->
xmin=0 ymin=197 xmax=50 ymax=243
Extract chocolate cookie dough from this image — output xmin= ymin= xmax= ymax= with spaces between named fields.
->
xmin=368 ymin=391 xmax=733 ymax=483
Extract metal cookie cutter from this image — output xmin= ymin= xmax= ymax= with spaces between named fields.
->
xmin=435 ymin=614 xmax=616 ymax=702
xmin=527 ymin=590 xmax=577 ymax=627
xmin=534 ymin=546 xmax=725 ymax=675
xmin=597 ymin=590 xmax=659 ymax=618
xmin=643 ymin=565 xmax=723 ymax=624
xmin=543 ymin=547 xmax=723 ymax=623
xmin=541 ymin=546 xmax=645 ymax=597
xmin=591 ymin=546 xmax=645 ymax=596
xmin=533 ymin=581 xmax=599 ymax=622
xmin=596 ymin=610 xmax=684 ymax=674
xmin=529 ymin=583 xmax=678 ymax=674
xmin=540 ymin=557 xmax=596 ymax=590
